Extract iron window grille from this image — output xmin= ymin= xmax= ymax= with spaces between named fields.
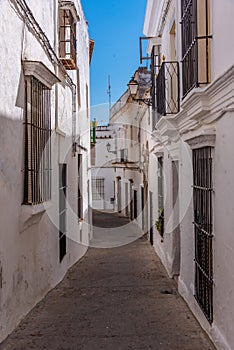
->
xmin=23 ymin=77 xmax=51 ymax=205
xmin=150 ymin=45 xmax=160 ymax=128
xmin=59 ymin=7 xmax=77 ymax=69
xmin=133 ymin=190 xmax=138 ymax=219
xmin=59 ymin=164 xmax=67 ymax=262
xmin=92 ymin=178 xmax=105 ymax=201
xmin=156 ymin=61 xmax=180 ymax=116
xmin=181 ymin=0 xmax=212 ymax=98
xmin=157 ymin=157 xmax=164 ymax=237
xmin=120 ymin=149 xmax=128 ymax=162
xmin=158 ymin=157 xmax=164 ymax=211
xmin=77 ymin=154 xmax=83 ymax=219
xmin=151 ymin=45 xmax=161 ymax=113
xmin=192 ymin=146 xmax=213 ymax=324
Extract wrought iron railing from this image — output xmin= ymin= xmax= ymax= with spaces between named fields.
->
xmin=156 ymin=61 xmax=180 ymax=116
xmin=193 ymin=146 xmax=213 ymax=324
xmin=59 ymin=8 xmax=77 ymax=69
xmin=24 ymin=77 xmax=51 ymax=205
xmin=181 ymin=0 xmax=212 ymax=98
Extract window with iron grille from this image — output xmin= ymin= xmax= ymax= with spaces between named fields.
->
xmin=78 ymin=154 xmax=83 ymax=219
xmin=158 ymin=157 xmax=164 ymax=211
xmin=133 ymin=190 xmax=137 ymax=219
xmin=157 ymin=156 xmax=164 ymax=237
xmin=156 ymin=61 xmax=180 ymax=116
xmin=193 ymin=146 xmax=213 ymax=323
xmin=151 ymin=45 xmax=160 ymax=113
xmin=181 ymin=0 xmax=211 ymax=98
xmin=23 ymin=77 xmax=51 ymax=205
xmin=59 ymin=4 xmax=78 ymax=70
xmin=59 ymin=164 xmax=67 ymax=262
xmin=92 ymin=178 xmax=104 ymax=200
xmin=120 ymin=149 xmax=128 ymax=162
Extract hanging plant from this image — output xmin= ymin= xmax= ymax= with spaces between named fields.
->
xmin=155 ymin=209 xmax=164 ymax=237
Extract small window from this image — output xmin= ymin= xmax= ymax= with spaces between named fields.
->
xmin=23 ymin=77 xmax=51 ymax=205
xmin=78 ymin=154 xmax=83 ymax=219
xmin=59 ymin=164 xmax=67 ymax=262
xmin=92 ymin=178 xmax=104 ymax=200
xmin=59 ymin=2 xmax=79 ymax=70
xmin=157 ymin=157 xmax=164 ymax=210
xmin=120 ymin=149 xmax=128 ymax=162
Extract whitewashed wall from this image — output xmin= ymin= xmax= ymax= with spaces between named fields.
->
xmin=144 ymin=1 xmax=234 ymax=349
xmin=0 ymin=0 xmax=91 ymax=342
xmin=91 ymin=125 xmax=116 ymax=210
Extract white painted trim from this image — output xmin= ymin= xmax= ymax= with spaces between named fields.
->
xmin=185 ymin=134 xmax=216 ymax=149
xmin=56 ymin=127 xmax=66 ymax=137
xmin=24 ymin=61 xmax=60 ymax=89
xmin=20 ymin=201 xmax=53 ymax=233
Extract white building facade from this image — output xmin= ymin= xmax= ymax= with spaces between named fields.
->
xmin=91 ymin=123 xmax=117 ymax=211
xmin=142 ymin=1 xmax=234 ymax=349
xmin=0 ymin=0 xmax=92 ymax=342
xmin=110 ymin=0 xmax=234 ymax=349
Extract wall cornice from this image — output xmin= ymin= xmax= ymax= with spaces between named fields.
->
xmin=24 ymin=61 xmax=60 ymax=88
xmin=156 ymin=64 xmax=234 ymax=139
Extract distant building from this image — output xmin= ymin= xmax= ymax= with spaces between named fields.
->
xmin=91 ymin=123 xmax=117 ymax=210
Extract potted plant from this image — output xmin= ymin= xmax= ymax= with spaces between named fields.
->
xmin=155 ymin=208 xmax=164 ymax=237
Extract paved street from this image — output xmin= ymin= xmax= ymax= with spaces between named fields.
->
xmin=0 ymin=211 xmax=215 ymax=350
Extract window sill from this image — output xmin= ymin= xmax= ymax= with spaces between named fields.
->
xmin=20 ymin=201 xmax=52 ymax=233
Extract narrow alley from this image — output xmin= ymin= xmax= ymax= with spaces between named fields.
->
xmin=0 ymin=211 xmax=215 ymax=350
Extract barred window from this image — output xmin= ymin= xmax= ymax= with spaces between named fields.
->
xmin=59 ymin=2 xmax=79 ymax=70
xmin=158 ymin=157 xmax=164 ymax=211
xmin=92 ymin=178 xmax=104 ymax=200
xmin=23 ymin=76 xmax=51 ymax=205
xmin=59 ymin=164 xmax=67 ymax=262
xmin=193 ymin=146 xmax=213 ymax=323
xmin=120 ymin=149 xmax=128 ymax=162
xmin=181 ymin=0 xmax=211 ymax=97
xmin=78 ymin=154 xmax=83 ymax=219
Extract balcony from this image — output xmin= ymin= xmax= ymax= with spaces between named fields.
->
xmin=181 ymin=0 xmax=212 ymax=98
xmin=156 ymin=61 xmax=180 ymax=117
xmin=59 ymin=3 xmax=79 ymax=70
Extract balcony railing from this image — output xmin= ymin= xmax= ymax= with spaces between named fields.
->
xmin=59 ymin=8 xmax=77 ymax=70
xmin=181 ymin=0 xmax=212 ymax=98
xmin=156 ymin=61 xmax=180 ymax=116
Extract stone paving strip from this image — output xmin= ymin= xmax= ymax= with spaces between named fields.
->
xmin=0 ymin=211 xmax=216 ymax=350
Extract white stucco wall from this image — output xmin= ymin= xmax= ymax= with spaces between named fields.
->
xmin=0 ymin=0 xmax=91 ymax=342
xmin=211 ymin=0 xmax=234 ymax=81
xmin=212 ymin=112 xmax=234 ymax=350
xmin=143 ymin=1 xmax=234 ymax=349
xmin=91 ymin=125 xmax=117 ymax=210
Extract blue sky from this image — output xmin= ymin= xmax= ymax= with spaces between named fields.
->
xmin=81 ymin=0 xmax=147 ymax=123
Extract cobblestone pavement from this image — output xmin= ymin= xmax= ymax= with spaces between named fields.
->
xmin=0 ymin=211 xmax=215 ymax=350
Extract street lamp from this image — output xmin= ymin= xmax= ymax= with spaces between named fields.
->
xmin=127 ymin=75 xmax=152 ymax=106
xmin=106 ymin=142 xmax=117 ymax=154
xmin=127 ymin=77 xmax=138 ymax=96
